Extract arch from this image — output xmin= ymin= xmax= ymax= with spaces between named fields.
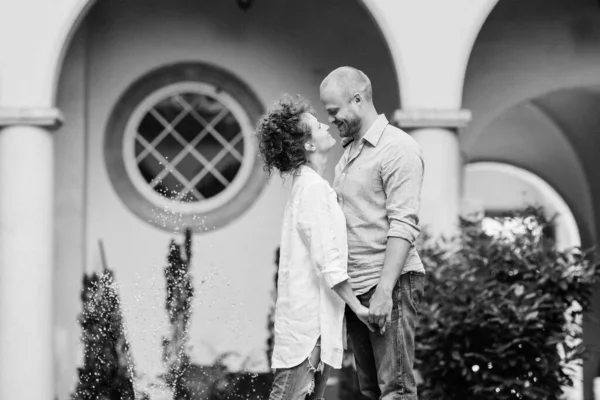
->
xmin=465 ymin=162 xmax=581 ymax=249
xmin=50 ymin=3 xmax=404 ymax=397
xmin=462 ymin=87 xmax=597 ymax=245
xmin=455 ymin=0 xmax=500 ymax=106
xmin=462 ymin=0 xmax=600 ymax=139
xmin=49 ymin=0 xmax=96 ymax=106
xmin=49 ymin=0 xmax=403 ymax=107
xmin=355 ymin=0 xmax=406 ymax=103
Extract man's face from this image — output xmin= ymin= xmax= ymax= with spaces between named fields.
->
xmin=320 ymin=88 xmax=362 ymax=139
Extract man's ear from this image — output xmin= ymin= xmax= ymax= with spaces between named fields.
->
xmin=304 ymin=142 xmax=316 ymax=152
xmin=352 ymin=93 xmax=361 ymax=104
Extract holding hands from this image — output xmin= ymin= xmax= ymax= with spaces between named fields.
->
xmin=354 ymin=288 xmax=392 ymax=335
xmin=368 ymin=288 xmax=392 ymax=334
xmin=354 ymin=305 xmax=378 ymax=333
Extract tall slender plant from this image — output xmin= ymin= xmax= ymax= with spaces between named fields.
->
xmin=266 ymin=247 xmax=280 ymax=364
xmin=72 ymin=243 xmax=146 ymax=400
xmin=161 ymin=228 xmax=195 ymax=399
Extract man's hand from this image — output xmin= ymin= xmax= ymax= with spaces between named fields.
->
xmin=368 ymin=287 xmax=393 ymax=334
xmin=355 ymin=305 xmax=377 ymax=333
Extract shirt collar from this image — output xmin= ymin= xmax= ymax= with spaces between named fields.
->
xmin=362 ymin=114 xmax=389 ymax=147
xmin=341 ymin=114 xmax=389 ymax=148
xmin=294 ymin=164 xmax=320 ymax=177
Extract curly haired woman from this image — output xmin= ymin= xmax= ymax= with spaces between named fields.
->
xmin=256 ymin=94 xmax=374 ymax=400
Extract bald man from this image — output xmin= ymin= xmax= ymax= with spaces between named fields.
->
xmin=320 ymin=67 xmax=425 ymax=400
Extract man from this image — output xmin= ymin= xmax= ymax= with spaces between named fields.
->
xmin=320 ymin=66 xmax=425 ymax=400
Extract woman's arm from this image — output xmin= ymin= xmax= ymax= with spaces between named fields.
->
xmin=332 ymin=280 xmax=375 ymax=332
xmin=297 ymin=181 xmax=375 ymax=331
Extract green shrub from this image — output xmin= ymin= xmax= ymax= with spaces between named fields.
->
xmin=416 ymin=207 xmax=599 ymax=400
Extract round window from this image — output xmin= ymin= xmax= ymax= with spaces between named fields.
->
xmin=105 ymin=63 xmax=266 ymax=232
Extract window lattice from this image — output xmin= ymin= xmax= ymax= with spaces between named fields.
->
xmin=134 ymin=92 xmax=245 ymax=202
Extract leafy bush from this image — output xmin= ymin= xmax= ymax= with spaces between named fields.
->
xmin=416 ymin=207 xmax=599 ymax=400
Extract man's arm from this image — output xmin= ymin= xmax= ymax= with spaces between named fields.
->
xmin=368 ymin=139 xmax=424 ymax=333
xmin=368 ymin=238 xmax=412 ymax=332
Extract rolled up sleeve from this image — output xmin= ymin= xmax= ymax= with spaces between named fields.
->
xmin=297 ymin=182 xmax=350 ymax=288
xmin=381 ymin=143 xmax=424 ymax=244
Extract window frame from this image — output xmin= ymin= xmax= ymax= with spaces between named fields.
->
xmin=104 ymin=62 xmax=267 ymax=232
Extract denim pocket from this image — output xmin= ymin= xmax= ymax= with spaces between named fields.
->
xmin=391 ymin=278 xmax=402 ymax=321
xmin=409 ymin=272 xmax=425 ymax=313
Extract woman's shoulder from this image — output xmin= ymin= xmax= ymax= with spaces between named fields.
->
xmin=302 ymin=176 xmax=335 ymax=196
xmin=293 ymin=173 xmax=336 ymax=205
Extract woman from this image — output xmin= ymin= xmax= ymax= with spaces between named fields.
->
xmin=256 ymin=94 xmax=373 ymax=400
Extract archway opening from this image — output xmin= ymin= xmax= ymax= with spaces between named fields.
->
xmin=465 ymin=162 xmax=581 ymax=249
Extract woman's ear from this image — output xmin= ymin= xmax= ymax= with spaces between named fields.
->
xmin=304 ymin=142 xmax=316 ymax=152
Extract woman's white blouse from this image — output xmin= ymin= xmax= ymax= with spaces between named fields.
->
xmin=271 ymin=166 xmax=350 ymax=370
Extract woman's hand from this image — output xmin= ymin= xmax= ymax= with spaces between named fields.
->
xmin=331 ymin=280 xmax=378 ymax=332
xmin=355 ymin=305 xmax=377 ymax=333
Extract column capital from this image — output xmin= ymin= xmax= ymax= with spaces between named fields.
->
xmin=392 ymin=109 xmax=472 ymax=129
xmin=0 ymin=107 xmax=63 ymax=129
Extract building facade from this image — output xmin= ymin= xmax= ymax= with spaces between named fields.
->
xmin=0 ymin=0 xmax=599 ymax=399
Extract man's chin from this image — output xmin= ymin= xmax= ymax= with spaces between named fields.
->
xmin=340 ymin=137 xmax=353 ymax=147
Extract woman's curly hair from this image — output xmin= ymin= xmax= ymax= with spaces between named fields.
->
xmin=255 ymin=94 xmax=314 ymax=177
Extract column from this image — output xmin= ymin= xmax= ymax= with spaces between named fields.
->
xmin=394 ymin=109 xmax=471 ymax=239
xmin=0 ymin=108 xmax=62 ymax=400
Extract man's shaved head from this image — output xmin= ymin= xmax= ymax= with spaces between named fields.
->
xmin=320 ymin=66 xmax=373 ymax=102
xmin=319 ymin=66 xmax=377 ymax=140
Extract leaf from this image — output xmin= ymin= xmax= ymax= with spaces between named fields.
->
xmin=525 ymin=311 xmax=539 ymax=321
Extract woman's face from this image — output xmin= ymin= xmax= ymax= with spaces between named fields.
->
xmin=302 ymin=113 xmax=336 ymax=153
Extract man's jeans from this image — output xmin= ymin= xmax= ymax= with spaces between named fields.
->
xmin=269 ymin=342 xmax=331 ymax=400
xmin=346 ymin=272 xmax=425 ymax=400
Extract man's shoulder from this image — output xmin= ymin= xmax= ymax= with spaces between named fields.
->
xmin=382 ymin=123 xmax=414 ymax=141
xmin=380 ymin=124 xmax=422 ymax=155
